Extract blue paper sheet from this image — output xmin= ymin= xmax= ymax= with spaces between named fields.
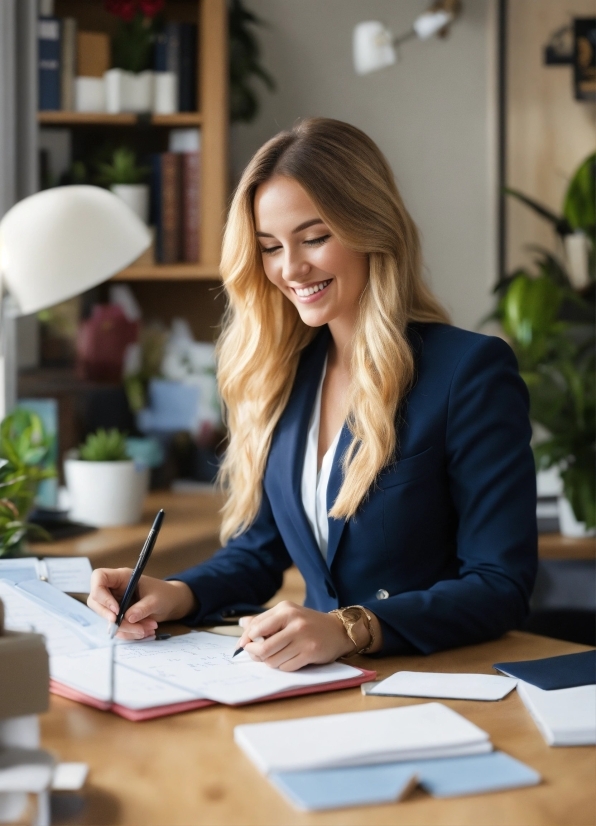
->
xmin=493 ymin=651 xmax=596 ymax=690
xmin=270 ymin=751 xmax=541 ymax=811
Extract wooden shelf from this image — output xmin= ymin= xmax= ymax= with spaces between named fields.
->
xmin=38 ymin=112 xmax=202 ymax=127
xmin=113 ymin=263 xmax=221 ymax=280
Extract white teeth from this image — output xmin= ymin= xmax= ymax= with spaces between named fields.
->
xmin=295 ymin=280 xmax=330 ymax=297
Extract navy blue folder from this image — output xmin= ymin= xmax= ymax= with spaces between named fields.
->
xmin=493 ymin=650 xmax=596 ymax=690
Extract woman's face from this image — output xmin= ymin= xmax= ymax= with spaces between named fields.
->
xmin=254 ymin=175 xmax=369 ymax=332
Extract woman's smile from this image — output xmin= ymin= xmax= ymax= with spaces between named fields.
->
xmin=292 ymin=278 xmax=333 ymax=302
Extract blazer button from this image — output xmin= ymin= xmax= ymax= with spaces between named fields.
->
xmin=376 ymin=589 xmax=389 ymax=600
xmin=326 ymin=582 xmax=336 ymax=598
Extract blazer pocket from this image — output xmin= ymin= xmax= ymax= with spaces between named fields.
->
xmin=378 ymin=446 xmax=436 ymax=489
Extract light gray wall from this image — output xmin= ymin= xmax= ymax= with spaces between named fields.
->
xmin=231 ymin=0 xmax=498 ymax=331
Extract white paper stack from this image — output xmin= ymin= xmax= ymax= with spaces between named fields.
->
xmin=516 ymin=681 xmax=596 ymax=746
xmin=365 ymin=671 xmax=517 ymax=701
xmin=234 ymin=703 xmax=492 ymax=775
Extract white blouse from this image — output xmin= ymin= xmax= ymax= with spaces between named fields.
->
xmin=300 ymin=360 xmax=342 ymax=561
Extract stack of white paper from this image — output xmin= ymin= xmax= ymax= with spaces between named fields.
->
xmin=516 ymin=681 xmax=596 ymax=746
xmin=365 ymin=671 xmax=517 ymax=701
xmin=234 ymin=703 xmax=492 ymax=774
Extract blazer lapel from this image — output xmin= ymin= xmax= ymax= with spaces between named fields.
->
xmin=325 ymin=425 xmax=351 ymax=568
xmin=270 ymin=329 xmax=330 ymax=569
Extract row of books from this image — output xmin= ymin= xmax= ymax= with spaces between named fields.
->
xmin=38 ymin=16 xmax=197 ymax=112
xmin=151 ymin=151 xmax=201 ymax=264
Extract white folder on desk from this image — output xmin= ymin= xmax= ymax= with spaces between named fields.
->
xmin=234 ymin=703 xmax=492 ymax=774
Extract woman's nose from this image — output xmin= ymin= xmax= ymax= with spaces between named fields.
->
xmin=281 ymin=249 xmax=310 ymax=282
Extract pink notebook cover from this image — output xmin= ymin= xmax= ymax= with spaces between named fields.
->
xmin=50 ymin=668 xmax=377 ymax=722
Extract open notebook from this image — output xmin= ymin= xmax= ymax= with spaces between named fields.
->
xmin=0 ymin=579 xmax=374 ymax=721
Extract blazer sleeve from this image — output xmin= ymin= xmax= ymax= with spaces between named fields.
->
xmin=167 ymin=485 xmax=292 ymax=625
xmin=362 ymin=335 xmax=538 ymax=655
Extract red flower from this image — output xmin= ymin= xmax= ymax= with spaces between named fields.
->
xmin=138 ymin=0 xmax=164 ymax=18
xmin=104 ymin=0 xmax=138 ymax=23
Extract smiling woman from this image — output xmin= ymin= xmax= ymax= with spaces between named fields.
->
xmin=88 ymin=118 xmax=537 ymax=672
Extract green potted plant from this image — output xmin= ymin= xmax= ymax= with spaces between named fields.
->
xmin=0 ymin=410 xmax=55 ymax=558
xmin=492 ymin=152 xmax=595 ymax=536
xmin=64 ymin=429 xmax=149 ymax=527
xmin=97 ymin=147 xmax=150 ymax=224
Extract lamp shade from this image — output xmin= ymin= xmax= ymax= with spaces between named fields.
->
xmin=0 ymin=185 xmax=151 ymax=315
xmin=412 ymin=10 xmax=453 ymax=40
xmin=353 ymin=21 xmax=396 ymax=75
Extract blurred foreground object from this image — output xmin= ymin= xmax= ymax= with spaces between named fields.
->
xmin=0 ymin=186 xmax=151 ymax=419
xmin=353 ymin=0 xmax=462 ymax=75
xmin=0 ymin=596 xmax=52 ymax=826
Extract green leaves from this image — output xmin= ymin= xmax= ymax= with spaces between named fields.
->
xmin=96 ymin=147 xmax=149 ymax=186
xmin=78 ymin=429 xmax=130 ymax=462
xmin=229 ymin=0 xmax=275 ymax=123
xmin=563 ymin=152 xmax=596 ymax=236
xmin=0 ymin=409 xmax=55 ymax=558
xmin=496 ymin=151 xmax=596 ymax=528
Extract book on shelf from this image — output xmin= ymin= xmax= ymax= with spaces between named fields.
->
xmin=182 ymin=151 xmax=201 ymax=262
xmin=150 ymin=146 xmax=201 ymax=265
xmin=160 ymin=152 xmax=183 ymax=264
xmin=38 ymin=16 xmax=61 ymax=111
xmin=76 ymin=31 xmax=110 ymax=78
xmin=60 ymin=17 xmax=77 ymax=111
xmin=154 ymin=22 xmax=198 ymax=112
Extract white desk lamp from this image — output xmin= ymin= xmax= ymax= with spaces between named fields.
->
xmin=353 ymin=1 xmax=462 ymax=75
xmin=0 ymin=185 xmax=151 ymax=418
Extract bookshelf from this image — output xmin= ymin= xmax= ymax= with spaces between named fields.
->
xmin=43 ymin=0 xmax=228 ymax=282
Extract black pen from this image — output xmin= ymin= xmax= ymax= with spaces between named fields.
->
xmin=232 ymin=634 xmax=264 ymax=658
xmin=108 ymin=509 xmax=165 ymax=639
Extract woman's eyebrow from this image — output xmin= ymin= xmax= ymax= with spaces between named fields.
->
xmin=255 ymin=218 xmax=325 ymax=238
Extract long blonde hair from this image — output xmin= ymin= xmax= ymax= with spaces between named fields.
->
xmin=217 ymin=118 xmax=449 ymax=542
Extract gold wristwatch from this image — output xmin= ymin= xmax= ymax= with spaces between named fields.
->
xmin=329 ymin=605 xmax=375 ymax=656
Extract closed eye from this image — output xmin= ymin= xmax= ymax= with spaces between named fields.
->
xmin=260 ymin=245 xmax=282 ymax=255
xmin=304 ymin=234 xmax=331 ymax=247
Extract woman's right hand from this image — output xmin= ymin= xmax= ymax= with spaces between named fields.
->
xmin=87 ymin=568 xmax=198 ymax=640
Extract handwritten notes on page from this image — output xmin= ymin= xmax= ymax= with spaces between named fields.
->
xmin=0 ymin=580 xmax=94 ymax=657
xmin=114 ymin=632 xmax=360 ymax=706
xmin=51 ymin=647 xmax=201 ymax=708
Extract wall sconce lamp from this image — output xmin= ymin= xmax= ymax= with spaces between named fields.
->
xmin=353 ymin=0 xmax=463 ymax=76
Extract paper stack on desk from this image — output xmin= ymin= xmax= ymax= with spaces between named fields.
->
xmin=0 ymin=579 xmax=374 ymax=720
xmin=234 ymin=704 xmax=541 ymax=811
xmin=493 ymin=651 xmax=596 ymax=746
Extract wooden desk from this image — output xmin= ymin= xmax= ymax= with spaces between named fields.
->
xmin=32 ymin=497 xmax=595 ymax=823
xmin=539 ymin=533 xmax=596 ymax=561
xmin=30 ymin=490 xmax=224 ymax=579
xmin=41 ymin=627 xmax=594 ymax=824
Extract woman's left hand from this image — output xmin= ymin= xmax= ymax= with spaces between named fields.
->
xmin=236 ymin=601 xmax=360 ymax=671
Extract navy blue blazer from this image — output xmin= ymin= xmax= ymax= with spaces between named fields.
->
xmin=172 ymin=323 xmax=538 ymax=655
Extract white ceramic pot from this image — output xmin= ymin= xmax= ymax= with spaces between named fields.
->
xmin=558 ymin=496 xmax=596 ymax=538
xmin=110 ymin=183 xmax=150 ymax=224
xmin=64 ymin=459 xmax=149 ymax=527
xmin=153 ymin=72 xmax=177 ymax=114
xmin=74 ymin=77 xmax=106 ymax=112
xmin=104 ymin=69 xmax=154 ymax=114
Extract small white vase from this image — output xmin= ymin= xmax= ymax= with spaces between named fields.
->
xmin=104 ymin=69 xmax=154 ymax=114
xmin=558 ymin=496 xmax=596 ymax=538
xmin=64 ymin=459 xmax=149 ymax=527
xmin=153 ymin=72 xmax=177 ymax=114
xmin=74 ymin=77 xmax=106 ymax=112
xmin=110 ymin=183 xmax=150 ymax=224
